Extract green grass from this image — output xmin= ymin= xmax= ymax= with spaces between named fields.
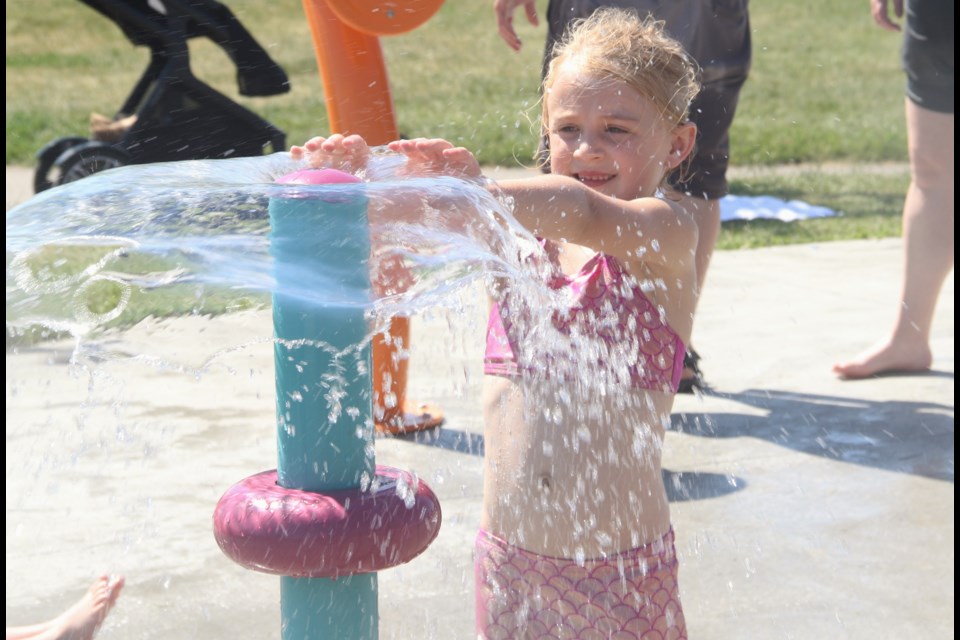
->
xmin=734 ymin=1 xmax=906 ymax=165
xmin=5 ymin=0 xmax=912 ymax=337
xmin=6 ymin=0 xmax=907 ymax=167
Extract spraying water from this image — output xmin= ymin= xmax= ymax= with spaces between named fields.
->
xmin=8 ymin=149 xmax=649 ymax=396
xmin=6 ymin=150 xmax=681 ymax=638
xmin=7 ymin=151 xmax=535 ymax=352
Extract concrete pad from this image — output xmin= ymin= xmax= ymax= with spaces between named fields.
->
xmin=5 ymin=168 xmax=954 ymax=639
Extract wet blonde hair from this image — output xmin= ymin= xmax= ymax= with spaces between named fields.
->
xmin=541 ymin=7 xmax=701 ymax=144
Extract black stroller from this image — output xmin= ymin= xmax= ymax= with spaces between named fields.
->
xmin=34 ymin=0 xmax=290 ymax=193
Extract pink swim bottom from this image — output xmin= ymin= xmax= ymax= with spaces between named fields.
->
xmin=474 ymin=528 xmax=687 ymax=640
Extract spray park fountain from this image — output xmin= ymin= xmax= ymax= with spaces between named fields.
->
xmin=6 ymin=1 xmax=488 ymax=637
xmin=4 ymin=110 xmax=503 ymax=640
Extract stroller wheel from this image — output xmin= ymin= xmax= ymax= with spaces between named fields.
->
xmin=53 ymin=142 xmax=132 ymax=187
xmin=34 ymin=136 xmax=88 ymax=193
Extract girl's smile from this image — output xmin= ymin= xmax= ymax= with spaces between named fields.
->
xmin=545 ymin=68 xmax=683 ymax=201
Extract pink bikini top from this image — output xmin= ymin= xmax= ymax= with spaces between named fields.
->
xmin=483 ymin=248 xmax=685 ymax=394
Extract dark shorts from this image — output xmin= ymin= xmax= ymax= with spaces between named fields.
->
xmin=902 ymin=0 xmax=954 ymax=114
xmin=544 ymin=0 xmax=752 ymax=199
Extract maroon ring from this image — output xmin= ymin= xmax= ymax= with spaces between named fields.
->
xmin=214 ymin=465 xmax=442 ymax=578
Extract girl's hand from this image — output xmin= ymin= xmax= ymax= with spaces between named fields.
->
xmin=387 ymin=138 xmax=483 ymax=179
xmin=290 ymin=134 xmax=370 ymax=172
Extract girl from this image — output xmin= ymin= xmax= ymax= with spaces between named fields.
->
xmin=293 ymin=8 xmax=700 ymax=638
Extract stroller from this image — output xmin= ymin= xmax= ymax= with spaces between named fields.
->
xmin=34 ymin=0 xmax=290 ymax=193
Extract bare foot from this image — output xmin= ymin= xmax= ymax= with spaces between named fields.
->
xmin=832 ymin=338 xmax=933 ymax=380
xmin=18 ymin=575 xmax=126 ymax=640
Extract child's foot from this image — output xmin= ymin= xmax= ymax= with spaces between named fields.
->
xmin=38 ymin=575 xmax=125 ymax=640
xmin=832 ymin=338 xmax=933 ymax=379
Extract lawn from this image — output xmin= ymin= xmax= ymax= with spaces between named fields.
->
xmin=5 ymin=0 xmax=912 ymax=335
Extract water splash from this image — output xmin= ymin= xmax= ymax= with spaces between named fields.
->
xmin=6 ymin=151 xmax=539 ymax=346
xmin=7 ymin=148 xmax=667 ymax=408
xmin=6 ymin=150 xmax=693 ymax=637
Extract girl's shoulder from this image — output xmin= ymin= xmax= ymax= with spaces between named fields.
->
xmin=635 ymin=190 xmax=692 ymax=218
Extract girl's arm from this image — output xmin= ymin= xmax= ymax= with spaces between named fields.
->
xmin=498 ymin=174 xmax=698 ymax=274
xmin=290 ymin=136 xmax=697 ymax=275
xmin=388 ymin=138 xmax=697 ymax=274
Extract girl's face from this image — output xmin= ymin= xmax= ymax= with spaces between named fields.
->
xmin=545 ymin=67 xmax=682 ymax=201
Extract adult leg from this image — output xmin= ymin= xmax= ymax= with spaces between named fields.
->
xmin=677 ymin=195 xmax=721 ymax=315
xmin=673 ymin=70 xmax=748 ymax=390
xmin=670 ymin=192 xmax=720 ymax=389
xmin=668 ymin=0 xmax=751 ymax=389
xmin=833 ymin=101 xmax=954 ymax=378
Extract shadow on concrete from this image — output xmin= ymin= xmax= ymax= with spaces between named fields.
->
xmin=385 ymin=425 xmax=485 ymax=456
xmin=661 ymin=468 xmax=745 ymax=502
xmin=382 ymin=426 xmax=748 ymax=503
xmin=671 ymin=387 xmax=955 ymax=483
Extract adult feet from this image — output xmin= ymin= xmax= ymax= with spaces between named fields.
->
xmin=832 ymin=338 xmax=933 ymax=379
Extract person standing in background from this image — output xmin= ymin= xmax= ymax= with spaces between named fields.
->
xmin=833 ymin=0 xmax=954 ymax=379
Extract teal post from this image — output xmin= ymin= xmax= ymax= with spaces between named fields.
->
xmin=269 ymin=182 xmax=379 ymax=639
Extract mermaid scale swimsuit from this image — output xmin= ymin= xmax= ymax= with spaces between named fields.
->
xmin=484 ymin=249 xmax=685 ymax=394
xmin=475 ymin=528 xmax=687 ymax=639
xmin=478 ymin=247 xmax=688 ymax=638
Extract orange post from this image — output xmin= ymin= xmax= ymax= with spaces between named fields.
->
xmin=300 ymin=0 xmax=444 ymax=433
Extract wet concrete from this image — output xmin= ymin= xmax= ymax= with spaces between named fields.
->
xmin=5 ymin=167 xmax=954 ymax=639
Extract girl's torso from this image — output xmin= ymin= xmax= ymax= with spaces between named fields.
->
xmin=481 ymin=241 xmax=689 ymax=558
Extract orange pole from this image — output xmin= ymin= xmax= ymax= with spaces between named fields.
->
xmin=301 ymin=0 xmax=442 ymax=432
xmin=301 ymin=1 xmax=398 ymax=143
